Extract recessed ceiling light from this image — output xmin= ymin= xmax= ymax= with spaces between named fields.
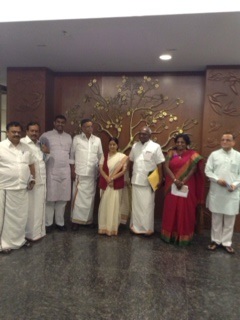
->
xmin=159 ymin=54 xmax=172 ymax=61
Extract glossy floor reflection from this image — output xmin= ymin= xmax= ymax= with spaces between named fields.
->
xmin=1 ymin=222 xmax=240 ymax=320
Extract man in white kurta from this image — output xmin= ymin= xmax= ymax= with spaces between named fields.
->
xmin=21 ymin=122 xmax=48 ymax=241
xmin=70 ymin=119 xmax=103 ymax=230
xmin=41 ymin=115 xmax=72 ymax=232
xmin=129 ymin=127 xmax=165 ymax=236
xmin=205 ymin=133 xmax=240 ymax=254
xmin=0 ymin=122 xmax=35 ymax=253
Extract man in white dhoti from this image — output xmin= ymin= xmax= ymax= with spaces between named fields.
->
xmin=205 ymin=132 xmax=240 ymax=254
xmin=41 ymin=115 xmax=72 ymax=233
xmin=70 ymin=118 xmax=103 ymax=231
xmin=21 ymin=122 xmax=49 ymax=241
xmin=0 ymin=121 xmax=35 ymax=254
xmin=129 ymin=126 xmax=165 ymax=236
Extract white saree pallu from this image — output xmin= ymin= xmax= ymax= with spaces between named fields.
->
xmin=130 ymin=185 xmax=155 ymax=234
xmin=0 ymin=189 xmax=28 ymax=250
xmin=26 ymin=184 xmax=46 ymax=241
xmin=71 ymin=175 xmax=96 ymax=224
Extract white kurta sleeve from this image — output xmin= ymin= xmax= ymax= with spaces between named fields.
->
xmin=231 ymin=153 xmax=240 ymax=187
xmin=98 ymin=140 xmax=103 ymax=161
xmin=205 ymin=153 xmax=219 ymax=183
xmin=155 ymin=145 xmax=165 ymax=164
xmin=129 ymin=146 xmax=134 ymax=161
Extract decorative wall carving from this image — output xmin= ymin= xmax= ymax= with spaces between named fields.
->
xmin=66 ymin=75 xmax=199 ymax=153
xmin=7 ymin=69 xmax=51 ymax=131
xmin=12 ymin=76 xmax=44 ymax=112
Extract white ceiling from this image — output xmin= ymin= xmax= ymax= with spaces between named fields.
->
xmin=1 ymin=11 xmax=240 ymax=85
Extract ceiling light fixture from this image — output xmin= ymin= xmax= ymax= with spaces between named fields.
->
xmin=159 ymin=54 xmax=172 ymax=61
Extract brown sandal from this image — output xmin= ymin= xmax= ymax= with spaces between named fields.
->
xmin=224 ymin=246 xmax=235 ymax=254
xmin=207 ymin=242 xmax=219 ymax=251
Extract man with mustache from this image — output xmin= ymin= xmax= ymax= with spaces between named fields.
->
xmin=21 ymin=122 xmax=49 ymax=241
xmin=70 ymin=118 xmax=103 ymax=230
xmin=0 ymin=121 xmax=35 ymax=254
xmin=129 ymin=126 xmax=165 ymax=236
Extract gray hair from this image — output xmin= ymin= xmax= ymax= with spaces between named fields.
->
xmin=141 ymin=126 xmax=152 ymax=134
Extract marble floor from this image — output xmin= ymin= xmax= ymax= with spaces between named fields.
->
xmin=1 ymin=220 xmax=240 ymax=320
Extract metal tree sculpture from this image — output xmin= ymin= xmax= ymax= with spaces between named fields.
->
xmin=66 ymin=75 xmax=198 ymax=152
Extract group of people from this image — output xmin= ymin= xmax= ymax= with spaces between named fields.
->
xmin=161 ymin=131 xmax=240 ymax=254
xmin=0 ymin=115 xmax=239 ymax=255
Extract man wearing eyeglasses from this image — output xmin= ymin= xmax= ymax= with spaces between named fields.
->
xmin=205 ymin=132 xmax=240 ymax=254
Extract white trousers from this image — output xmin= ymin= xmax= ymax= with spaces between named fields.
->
xmin=0 ymin=189 xmax=28 ymax=251
xmin=211 ymin=212 xmax=236 ymax=247
xmin=45 ymin=201 xmax=67 ymax=227
xmin=130 ymin=185 xmax=155 ymax=235
xmin=26 ymin=184 xmax=46 ymax=240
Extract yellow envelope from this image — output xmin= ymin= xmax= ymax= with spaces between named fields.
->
xmin=148 ymin=168 xmax=162 ymax=191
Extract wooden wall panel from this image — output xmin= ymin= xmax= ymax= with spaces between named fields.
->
xmin=7 ymin=68 xmax=54 ymax=133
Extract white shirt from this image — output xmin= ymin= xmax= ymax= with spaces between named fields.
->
xmin=205 ymin=148 xmax=240 ymax=215
xmin=129 ymin=140 xmax=165 ymax=186
xmin=0 ymin=139 xmax=35 ymax=190
xmin=21 ymin=136 xmax=46 ymax=185
xmin=70 ymin=133 xmax=103 ymax=177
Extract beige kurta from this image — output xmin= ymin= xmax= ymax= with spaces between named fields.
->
xmin=41 ymin=130 xmax=72 ymax=202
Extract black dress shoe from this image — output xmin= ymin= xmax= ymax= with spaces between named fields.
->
xmin=71 ymin=223 xmax=79 ymax=231
xmin=46 ymin=225 xmax=54 ymax=234
xmin=141 ymin=233 xmax=153 ymax=238
xmin=56 ymin=225 xmax=67 ymax=232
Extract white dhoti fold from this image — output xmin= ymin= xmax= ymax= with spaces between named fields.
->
xmin=26 ymin=184 xmax=46 ymax=241
xmin=0 ymin=189 xmax=28 ymax=250
xmin=71 ymin=175 xmax=96 ymax=224
xmin=130 ymin=185 xmax=155 ymax=235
